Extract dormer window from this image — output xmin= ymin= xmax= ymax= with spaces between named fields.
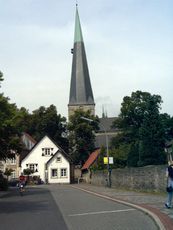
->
xmin=42 ymin=148 xmax=53 ymax=156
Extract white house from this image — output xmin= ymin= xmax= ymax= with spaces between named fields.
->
xmin=21 ymin=135 xmax=73 ymax=184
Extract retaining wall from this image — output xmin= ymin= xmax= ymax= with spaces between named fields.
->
xmin=87 ymin=165 xmax=167 ymax=192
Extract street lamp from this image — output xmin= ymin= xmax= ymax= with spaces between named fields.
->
xmin=81 ymin=116 xmax=111 ymax=187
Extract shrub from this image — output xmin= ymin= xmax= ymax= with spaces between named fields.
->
xmin=0 ymin=174 xmax=8 ymax=191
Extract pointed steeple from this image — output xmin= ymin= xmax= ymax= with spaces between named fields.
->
xmin=68 ymin=6 xmax=95 ymax=118
xmin=74 ymin=7 xmax=83 ymax=43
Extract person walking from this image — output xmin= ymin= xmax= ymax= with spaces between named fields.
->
xmin=165 ymin=161 xmax=173 ymax=209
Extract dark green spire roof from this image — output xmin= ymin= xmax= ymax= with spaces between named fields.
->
xmin=69 ymin=7 xmax=95 ymax=106
xmin=74 ymin=8 xmax=83 ymax=43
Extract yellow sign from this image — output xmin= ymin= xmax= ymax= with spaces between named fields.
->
xmin=104 ymin=157 xmax=108 ymax=164
xmin=104 ymin=157 xmax=114 ymax=164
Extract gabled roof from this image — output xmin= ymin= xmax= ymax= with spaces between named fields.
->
xmin=21 ymin=132 xmax=37 ymax=150
xmin=46 ymin=148 xmax=73 ymax=169
xmin=95 ymin=117 xmax=118 ymax=148
xmin=21 ymin=135 xmax=57 ymax=162
xmin=98 ymin=117 xmax=118 ymax=133
xmin=69 ymin=6 xmax=95 ymax=106
xmin=81 ymin=148 xmax=100 ymax=170
xmin=19 ymin=149 xmax=30 ymax=166
xmin=22 ymin=132 xmax=37 ymax=144
xmin=21 ymin=135 xmax=73 ymax=164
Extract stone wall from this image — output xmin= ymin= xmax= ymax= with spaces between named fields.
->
xmin=89 ymin=165 xmax=167 ymax=192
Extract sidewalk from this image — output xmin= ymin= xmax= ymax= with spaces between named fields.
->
xmin=72 ymin=183 xmax=173 ymax=230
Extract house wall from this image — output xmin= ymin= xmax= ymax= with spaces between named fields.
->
xmin=47 ymin=153 xmax=70 ymax=184
xmin=0 ymin=154 xmax=20 ymax=180
xmin=21 ymin=136 xmax=58 ymax=182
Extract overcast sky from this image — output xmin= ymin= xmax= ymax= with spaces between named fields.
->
xmin=0 ymin=0 xmax=173 ymax=119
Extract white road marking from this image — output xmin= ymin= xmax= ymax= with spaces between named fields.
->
xmin=68 ymin=208 xmax=135 ymax=217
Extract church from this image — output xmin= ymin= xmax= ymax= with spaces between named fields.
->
xmin=68 ymin=5 xmax=117 ymax=148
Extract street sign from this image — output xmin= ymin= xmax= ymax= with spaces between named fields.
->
xmin=104 ymin=157 xmax=108 ymax=164
xmin=109 ymin=157 xmax=114 ymax=164
xmin=103 ymin=157 xmax=114 ymax=164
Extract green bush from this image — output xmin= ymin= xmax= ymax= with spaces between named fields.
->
xmin=0 ymin=175 xmax=8 ymax=191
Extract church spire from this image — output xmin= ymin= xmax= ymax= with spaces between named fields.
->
xmin=74 ymin=6 xmax=83 ymax=43
xmin=68 ymin=6 xmax=95 ymax=118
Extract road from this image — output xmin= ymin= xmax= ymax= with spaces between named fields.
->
xmin=0 ymin=185 xmax=158 ymax=230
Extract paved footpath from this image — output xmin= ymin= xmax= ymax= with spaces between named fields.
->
xmin=71 ymin=183 xmax=173 ymax=230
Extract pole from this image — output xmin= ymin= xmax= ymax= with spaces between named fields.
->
xmin=81 ymin=116 xmax=111 ymax=187
xmin=101 ymin=123 xmax=111 ymax=188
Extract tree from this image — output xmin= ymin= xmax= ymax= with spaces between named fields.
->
xmin=0 ymin=94 xmax=23 ymax=159
xmin=160 ymin=113 xmax=173 ymax=141
xmin=111 ymin=143 xmax=130 ymax=168
xmin=0 ymin=71 xmax=68 ymax=158
xmin=0 ymin=172 xmax=8 ymax=191
xmin=25 ymin=105 xmax=69 ymax=152
xmin=96 ymin=146 xmax=106 ymax=170
xmin=68 ymin=109 xmax=99 ymax=165
xmin=0 ymin=71 xmax=24 ymax=159
xmin=112 ymin=91 xmax=166 ymax=167
xmin=23 ymin=168 xmax=33 ymax=176
xmin=138 ymin=99 xmax=166 ymax=166
xmin=4 ymin=168 xmax=14 ymax=181
xmin=11 ymin=107 xmax=31 ymax=133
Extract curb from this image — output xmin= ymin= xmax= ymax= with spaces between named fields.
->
xmin=71 ymin=185 xmax=165 ymax=230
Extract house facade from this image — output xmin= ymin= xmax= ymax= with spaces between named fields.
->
xmin=21 ymin=135 xmax=72 ymax=184
xmin=0 ymin=132 xmax=36 ymax=180
xmin=46 ymin=151 xmax=71 ymax=184
xmin=0 ymin=152 xmax=20 ymax=180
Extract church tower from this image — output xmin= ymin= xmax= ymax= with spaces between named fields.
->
xmin=68 ymin=6 xmax=95 ymax=118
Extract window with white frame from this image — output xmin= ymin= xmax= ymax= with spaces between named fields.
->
xmin=10 ymin=157 xmax=16 ymax=164
xmin=42 ymin=148 xmax=54 ymax=156
xmin=6 ymin=157 xmax=16 ymax=164
xmin=60 ymin=168 xmax=67 ymax=177
xmin=51 ymin=169 xmax=58 ymax=178
xmin=11 ymin=171 xmax=16 ymax=179
xmin=56 ymin=157 xmax=61 ymax=162
xmin=27 ymin=164 xmax=38 ymax=172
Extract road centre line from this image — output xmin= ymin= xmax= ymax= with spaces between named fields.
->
xmin=68 ymin=208 xmax=135 ymax=217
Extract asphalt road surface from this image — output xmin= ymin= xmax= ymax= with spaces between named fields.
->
xmin=0 ymin=185 xmax=158 ymax=230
